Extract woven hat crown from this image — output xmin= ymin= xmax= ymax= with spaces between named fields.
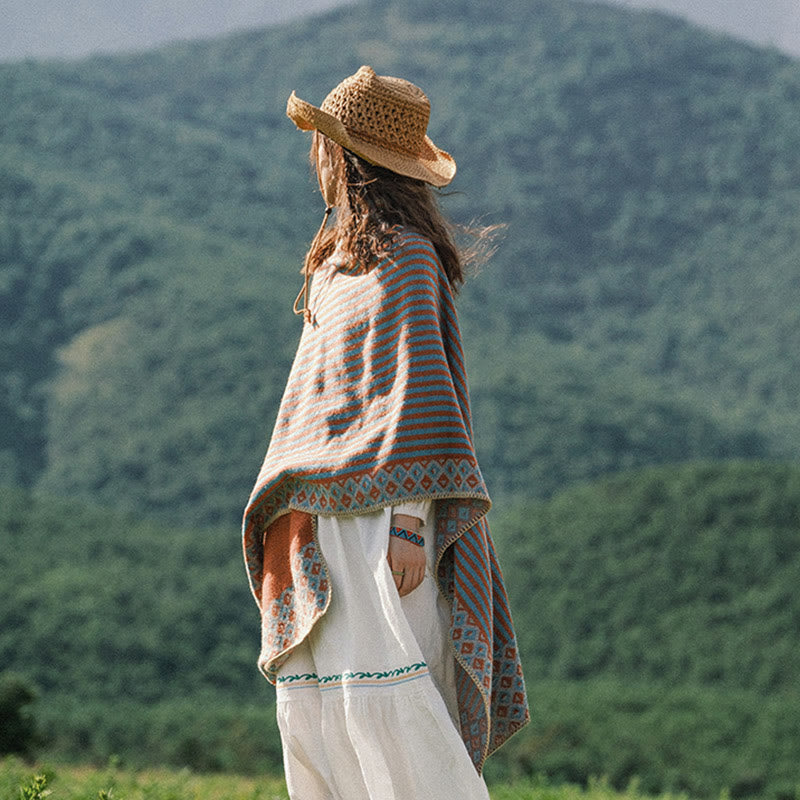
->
xmin=286 ymin=65 xmax=455 ymax=187
xmin=320 ymin=67 xmax=430 ymax=159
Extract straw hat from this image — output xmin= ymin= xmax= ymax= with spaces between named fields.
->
xmin=286 ymin=65 xmax=456 ymax=187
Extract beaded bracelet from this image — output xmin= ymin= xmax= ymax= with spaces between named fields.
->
xmin=389 ymin=525 xmax=425 ymax=547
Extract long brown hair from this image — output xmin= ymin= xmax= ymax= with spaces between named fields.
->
xmin=304 ymin=131 xmax=493 ymax=291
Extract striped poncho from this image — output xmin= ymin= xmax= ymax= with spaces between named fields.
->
xmin=242 ymin=229 xmax=529 ymax=771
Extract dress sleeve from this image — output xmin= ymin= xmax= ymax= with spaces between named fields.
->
xmin=392 ymin=499 xmax=432 ymax=527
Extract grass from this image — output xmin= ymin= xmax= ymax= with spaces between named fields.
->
xmin=1 ymin=758 xmax=289 ymax=800
xmin=488 ymin=777 xmax=691 ymax=800
xmin=1 ymin=757 xmax=696 ymax=800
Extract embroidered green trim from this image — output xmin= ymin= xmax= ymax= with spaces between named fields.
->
xmin=277 ymin=661 xmax=428 ymax=686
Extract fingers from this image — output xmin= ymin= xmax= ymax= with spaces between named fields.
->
xmin=389 ymin=559 xmax=417 ymax=595
xmin=393 ymin=565 xmax=424 ymax=597
xmin=402 ymin=566 xmax=425 ymax=596
xmin=391 ymin=565 xmax=404 ymax=594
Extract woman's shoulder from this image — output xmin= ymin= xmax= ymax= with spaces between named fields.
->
xmin=384 ymin=227 xmax=443 ymax=276
xmin=388 ymin=226 xmax=435 ymax=253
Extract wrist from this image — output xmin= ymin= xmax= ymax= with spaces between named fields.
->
xmin=392 ymin=512 xmax=423 ymax=532
xmin=389 ymin=525 xmax=425 ymax=547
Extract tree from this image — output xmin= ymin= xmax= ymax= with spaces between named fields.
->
xmin=0 ymin=672 xmax=38 ymax=757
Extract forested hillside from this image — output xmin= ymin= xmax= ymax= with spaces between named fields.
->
xmin=4 ymin=461 xmax=800 ymax=795
xmin=2 ymin=0 xmax=800 ymax=522
xmin=498 ymin=461 xmax=800 ymax=692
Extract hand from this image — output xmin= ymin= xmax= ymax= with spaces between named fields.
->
xmin=387 ymin=525 xmax=426 ymax=597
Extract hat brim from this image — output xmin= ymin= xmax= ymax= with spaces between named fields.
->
xmin=287 ymin=91 xmax=456 ymax=188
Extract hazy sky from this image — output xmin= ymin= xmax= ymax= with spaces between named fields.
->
xmin=2 ymin=0 xmax=799 ymax=62
xmin=596 ymin=0 xmax=800 ymax=57
xmin=1 ymin=0 xmax=349 ymax=61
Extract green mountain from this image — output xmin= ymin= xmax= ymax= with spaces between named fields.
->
xmin=3 ymin=0 xmax=800 ymax=522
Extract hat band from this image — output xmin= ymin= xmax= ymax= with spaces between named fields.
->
xmin=344 ymin=124 xmax=423 ymax=159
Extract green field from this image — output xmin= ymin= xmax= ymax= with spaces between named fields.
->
xmin=0 ymin=757 xmax=699 ymax=800
xmin=1 ymin=758 xmax=289 ymax=800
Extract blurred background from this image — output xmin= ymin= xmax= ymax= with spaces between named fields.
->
xmin=2 ymin=0 xmax=800 ymax=797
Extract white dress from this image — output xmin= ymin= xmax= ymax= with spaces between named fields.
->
xmin=274 ymin=501 xmax=491 ymax=800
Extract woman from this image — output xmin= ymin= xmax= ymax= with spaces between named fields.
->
xmin=242 ymin=65 xmax=529 ymax=800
